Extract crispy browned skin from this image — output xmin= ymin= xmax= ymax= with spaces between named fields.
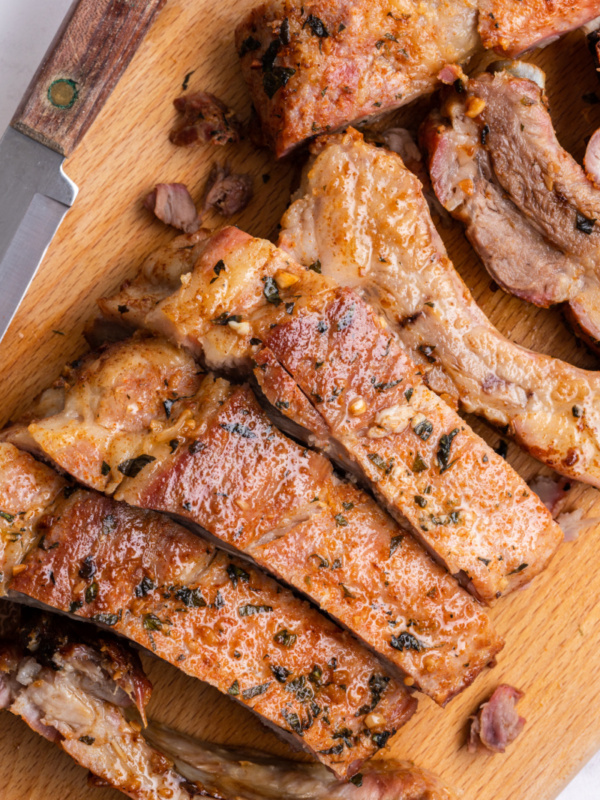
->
xmin=94 ymin=227 xmax=560 ymax=605
xmin=4 ymin=341 xmax=502 ymax=705
xmin=235 ymin=0 xmax=480 ymax=156
xmin=1 ymin=444 xmax=413 ymax=777
xmin=478 ymin=0 xmax=600 ymax=56
xmin=279 ymin=128 xmax=600 ymax=489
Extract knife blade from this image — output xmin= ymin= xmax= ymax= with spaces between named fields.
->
xmin=0 ymin=127 xmax=78 ymax=341
xmin=0 ymin=0 xmax=166 ymax=344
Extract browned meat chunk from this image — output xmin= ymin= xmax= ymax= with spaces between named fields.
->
xmin=1 ymin=443 xmax=414 ymax=777
xmin=204 ymin=164 xmax=254 ymax=216
xmin=3 ymin=338 xmax=503 ymax=706
xmin=170 ymin=91 xmax=241 ymax=147
xmin=280 ymin=127 xmax=600 ymax=489
xmin=92 ymin=227 xmax=561 ymax=606
xmin=467 ymin=684 xmax=525 ymax=753
xmin=144 ymin=184 xmax=200 ymax=233
xmin=235 ymin=0 xmax=480 ymax=157
xmin=478 ymin=0 xmax=600 ymax=56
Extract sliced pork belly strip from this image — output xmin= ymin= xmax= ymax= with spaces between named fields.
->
xmin=478 ymin=0 xmax=600 ymax=57
xmin=423 ymin=69 xmax=600 ymax=352
xmin=278 ymin=128 xmax=600 ymax=489
xmin=148 ymin=721 xmax=459 ymax=800
xmin=0 ymin=611 xmax=196 ymax=800
xmin=0 ymin=445 xmax=413 ymax=777
xmin=4 ymin=344 xmax=501 ymax=706
xmin=235 ymin=0 xmax=480 ymax=157
xmin=95 ymin=228 xmax=559 ymax=605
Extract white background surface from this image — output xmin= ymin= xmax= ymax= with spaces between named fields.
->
xmin=0 ymin=1 xmax=599 ymax=797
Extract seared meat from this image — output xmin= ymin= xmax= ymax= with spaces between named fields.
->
xmin=1 ymin=444 xmax=414 ymax=777
xmin=279 ymin=128 xmax=600 ymax=488
xmin=94 ymin=228 xmax=560 ymax=606
xmin=0 ymin=443 xmax=66 ymax=593
xmin=478 ymin=0 xmax=600 ymax=56
xmin=4 ymin=341 xmax=502 ymax=705
xmin=234 ymin=0 xmax=597 ymax=156
xmin=0 ymin=610 xmax=187 ymax=800
xmin=0 ymin=608 xmax=455 ymax=800
xmin=144 ymin=184 xmax=200 ymax=234
xmin=235 ymin=0 xmax=480 ymax=157
xmin=148 ymin=721 xmax=459 ymax=800
xmin=170 ymin=91 xmax=241 ymax=147
xmin=467 ymin=684 xmax=525 ymax=754
xmin=422 ymin=68 xmax=600 ymax=353
xmin=204 ymin=164 xmax=254 ymax=216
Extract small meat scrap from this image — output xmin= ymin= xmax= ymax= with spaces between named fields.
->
xmin=204 ymin=163 xmax=253 ymax=216
xmin=468 ymin=684 xmax=525 ymax=754
xmin=144 ymin=183 xmax=200 ymax=233
xmin=170 ymin=91 xmax=241 ymax=147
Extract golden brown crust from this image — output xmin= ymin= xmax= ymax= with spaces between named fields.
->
xmin=235 ymin=0 xmax=479 ymax=156
xmin=8 ymin=479 xmax=415 ymax=777
xmin=478 ymin=0 xmax=600 ymax=56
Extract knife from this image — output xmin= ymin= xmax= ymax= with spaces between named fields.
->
xmin=0 ymin=0 xmax=166 ymax=343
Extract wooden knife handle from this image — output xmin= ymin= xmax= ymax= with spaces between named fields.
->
xmin=11 ymin=0 xmax=166 ymax=157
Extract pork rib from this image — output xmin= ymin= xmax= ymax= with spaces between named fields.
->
xmin=93 ymin=228 xmax=560 ymax=606
xmin=235 ymin=0 xmax=599 ymax=156
xmin=235 ymin=0 xmax=480 ymax=157
xmin=3 ymin=338 xmax=502 ymax=705
xmin=277 ymin=127 xmax=600 ymax=489
xmin=0 ymin=606 xmax=456 ymax=800
xmin=422 ymin=67 xmax=600 ymax=354
xmin=1 ymin=443 xmax=415 ymax=777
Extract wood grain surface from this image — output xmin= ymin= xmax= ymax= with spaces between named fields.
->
xmin=1 ymin=2 xmax=600 ymax=798
xmin=11 ymin=0 xmax=166 ymax=156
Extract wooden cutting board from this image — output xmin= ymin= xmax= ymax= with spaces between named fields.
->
xmin=1 ymin=3 xmax=599 ymax=798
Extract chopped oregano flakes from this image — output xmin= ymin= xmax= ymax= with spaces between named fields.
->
xmin=242 ymin=681 xmax=271 ymax=700
xmin=238 ymin=604 xmax=273 ymax=617
xmin=390 ymin=631 xmax=422 ymax=652
xmin=274 ymin=628 xmax=297 ymax=647
xmin=220 ymin=422 xmax=257 ymax=439
xmin=117 ymin=454 xmax=156 ymax=478
xmin=576 ymin=211 xmax=596 ymax=235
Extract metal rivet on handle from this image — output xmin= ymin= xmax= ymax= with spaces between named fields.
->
xmin=47 ymin=79 xmax=79 ymax=109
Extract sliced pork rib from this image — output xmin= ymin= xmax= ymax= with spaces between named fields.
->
xmin=0 ymin=607 xmax=456 ymax=800
xmin=3 ymin=339 xmax=502 ymax=706
xmin=0 ymin=444 xmax=414 ymax=777
xmin=478 ymin=0 xmax=600 ymax=56
xmin=235 ymin=0 xmax=599 ymax=156
xmin=235 ymin=0 xmax=480 ymax=157
xmin=93 ymin=227 xmax=560 ymax=606
xmin=422 ymin=67 xmax=600 ymax=353
xmin=278 ymin=128 xmax=600 ymax=489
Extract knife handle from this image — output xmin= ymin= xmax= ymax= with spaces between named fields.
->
xmin=11 ymin=0 xmax=166 ymax=158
